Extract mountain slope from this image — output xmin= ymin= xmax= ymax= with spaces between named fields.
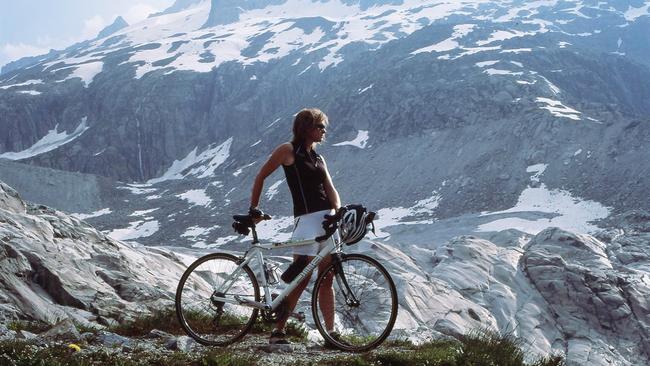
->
xmin=1 ymin=0 xmax=649 ymax=249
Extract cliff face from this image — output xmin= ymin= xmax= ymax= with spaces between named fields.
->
xmin=0 ymin=181 xmax=188 ymax=326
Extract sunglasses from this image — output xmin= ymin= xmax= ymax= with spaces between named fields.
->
xmin=314 ymin=124 xmax=327 ymax=131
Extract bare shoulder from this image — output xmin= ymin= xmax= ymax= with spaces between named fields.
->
xmin=276 ymin=142 xmax=293 ymax=152
xmin=274 ymin=142 xmax=294 ymax=165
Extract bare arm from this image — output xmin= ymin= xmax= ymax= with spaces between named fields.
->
xmin=250 ymin=143 xmax=292 ymax=208
xmin=321 ymin=158 xmax=341 ymax=210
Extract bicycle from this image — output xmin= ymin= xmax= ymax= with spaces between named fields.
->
xmin=175 ymin=205 xmax=398 ymax=352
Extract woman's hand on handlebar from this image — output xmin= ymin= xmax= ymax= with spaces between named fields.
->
xmin=249 ymin=206 xmax=271 ymax=223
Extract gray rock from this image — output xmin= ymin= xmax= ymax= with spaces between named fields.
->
xmin=0 ymin=181 xmax=186 ymax=327
xmin=94 ymin=330 xmax=134 ymax=348
xmin=97 ymin=317 xmax=119 ymax=328
xmin=16 ymin=330 xmax=37 ymax=340
xmin=165 ymin=335 xmax=196 ymax=352
xmin=0 ymin=324 xmax=16 ymax=340
xmin=261 ymin=343 xmax=305 ymax=353
xmin=146 ymin=329 xmax=173 ymax=339
xmin=39 ymin=319 xmax=81 ymax=342
xmin=433 ymin=319 xmax=464 ymax=339
xmin=523 ymin=227 xmax=650 ymax=365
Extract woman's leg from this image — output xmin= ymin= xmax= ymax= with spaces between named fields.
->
xmin=317 ymin=254 xmax=335 ymax=332
xmin=275 ymin=255 xmax=313 ymax=331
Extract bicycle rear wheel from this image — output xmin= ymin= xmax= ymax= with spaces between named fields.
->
xmin=312 ymin=253 xmax=398 ymax=352
xmin=175 ymin=253 xmax=259 ymax=346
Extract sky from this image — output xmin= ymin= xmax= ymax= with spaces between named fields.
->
xmin=0 ymin=0 xmax=174 ymax=68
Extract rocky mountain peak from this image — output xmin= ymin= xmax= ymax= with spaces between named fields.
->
xmin=96 ymin=16 xmax=129 ymax=39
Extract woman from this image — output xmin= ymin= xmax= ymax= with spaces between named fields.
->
xmin=249 ymin=108 xmax=340 ymax=345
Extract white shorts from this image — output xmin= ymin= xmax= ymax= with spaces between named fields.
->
xmin=291 ymin=209 xmax=336 ymax=256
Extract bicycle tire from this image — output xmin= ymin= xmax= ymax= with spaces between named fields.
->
xmin=312 ymin=253 xmax=398 ymax=352
xmin=175 ymin=252 xmax=259 ymax=346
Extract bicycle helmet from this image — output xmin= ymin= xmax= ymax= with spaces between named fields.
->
xmin=339 ymin=204 xmax=371 ymax=245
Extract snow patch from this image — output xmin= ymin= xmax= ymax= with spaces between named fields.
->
xmin=500 ymin=48 xmax=532 ymax=53
xmin=477 ymin=184 xmax=610 ymax=235
xmin=536 ymin=97 xmax=581 ymax=120
xmin=476 ymin=29 xmax=536 ymax=46
xmin=118 ymin=184 xmax=156 ymax=195
xmin=0 ymin=117 xmax=90 ymax=160
xmin=181 ymin=226 xmax=213 ymax=239
xmin=148 ymin=137 xmax=232 ymax=183
xmin=516 ymin=80 xmax=535 ymax=85
xmin=130 ymin=208 xmax=160 ymax=217
xmin=538 ymin=75 xmax=560 ymax=95
xmin=192 ymin=235 xmax=239 ymax=248
xmin=358 ymin=84 xmax=373 ymax=94
xmin=71 ymin=208 xmax=112 ymax=220
xmin=374 ymin=191 xmax=442 ymax=238
xmin=411 ymin=24 xmax=475 ymax=54
xmin=0 ymin=79 xmax=43 ymax=89
xmin=624 ymin=2 xmax=650 ymax=21
xmin=177 ymin=189 xmax=212 ymax=207
xmin=526 ymin=163 xmax=548 ymax=183
xmin=17 ymin=90 xmax=41 ymax=95
xmin=475 ymin=60 xmax=499 ymax=67
xmin=265 ymin=179 xmax=284 ymax=200
xmin=62 ymin=61 xmax=104 ymax=86
xmin=233 ymin=161 xmax=256 ymax=177
xmin=333 ymin=130 xmax=369 ymax=149
xmin=108 ymin=220 xmax=160 ymax=241
xmin=483 ymin=68 xmax=523 ymax=76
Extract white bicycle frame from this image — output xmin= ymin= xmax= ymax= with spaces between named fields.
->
xmin=210 ymin=235 xmax=341 ymax=312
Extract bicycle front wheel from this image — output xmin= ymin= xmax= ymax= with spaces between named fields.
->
xmin=175 ymin=253 xmax=259 ymax=346
xmin=312 ymin=253 xmax=398 ymax=352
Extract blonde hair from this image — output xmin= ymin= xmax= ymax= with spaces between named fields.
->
xmin=291 ymin=108 xmax=328 ymax=145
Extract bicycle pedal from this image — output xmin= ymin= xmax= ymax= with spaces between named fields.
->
xmin=291 ymin=311 xmax=306 ymax=322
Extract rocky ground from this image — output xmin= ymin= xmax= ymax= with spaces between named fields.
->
xmin=1 ymin=179 xmax=649 ymax=365
xmin=0 ymin=318 xmax=364 ymax=366
xmin=0 ymin=317 xmax=566 ymax=366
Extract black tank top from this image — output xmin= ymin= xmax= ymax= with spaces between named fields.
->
xmin=282 ymin=142 xmax=331 ymax=217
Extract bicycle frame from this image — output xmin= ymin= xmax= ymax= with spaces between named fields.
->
xmin=210 ymin=236 xmax=340 ymax=311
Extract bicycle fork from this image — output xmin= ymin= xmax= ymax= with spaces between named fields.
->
xmin=332 ymin=254 xmax=360 ymax=307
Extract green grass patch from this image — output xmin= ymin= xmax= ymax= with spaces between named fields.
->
xmin=457 ymin=329 xmax=565 ymax=366
xmin=0 ymin=339 xmax=258 ymax=366
xmin=7 ymin=320 xmax=51 ymax=334
xmin=108 ymin=307 xmax=184 ymax=337
xmin=382 ymin=338 xmax=415 ymax=348
xmin=318 ymin=330 xmax=564 ymax=366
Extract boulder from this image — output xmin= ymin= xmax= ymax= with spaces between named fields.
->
xmin=0 ymin=324 xmax=16 ymax=340
xmin=94 ymin=330 xmax=134 ymax=348
xmin=39 ymin=319 xmax=81 ymax=342
xmin=523 ymin=227 xmax=650 ymax=365
xmin=165 ymin=335 xmax=196 ymax=352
